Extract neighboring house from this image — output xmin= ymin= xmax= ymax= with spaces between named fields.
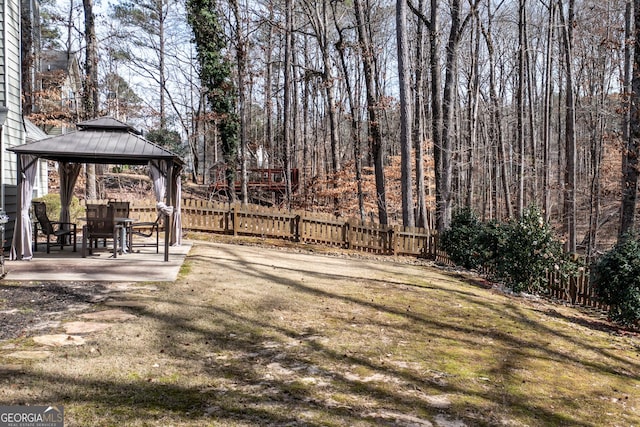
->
xmin=1 ymin=0 xmax=48 ymax=248
xmin=31 ymin=50 xmax=83 ymax=134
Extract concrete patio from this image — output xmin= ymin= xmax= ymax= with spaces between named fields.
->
xmin=2 ymin=239 xmax=192 ymax=282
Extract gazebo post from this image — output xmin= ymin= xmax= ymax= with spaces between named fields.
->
xmin=13 ymin=155 xmax=23 ymax=259
xmin=164 ymin=159 xmax=173 ymax=262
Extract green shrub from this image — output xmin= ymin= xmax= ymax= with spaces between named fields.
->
xmin=33 ymin=194 xmax=83 ymax=223
xmin=591 ymin=235 xmax=640 ymax=327
xmin=495 ymin=207 xmax=564 ymax=294
xmin=440 ymin=207 xmax=484 ymax=269
xmin=474 ymin=219 xmax=508 ymax=276
xmin=441 ymin=206 xmax=565 ymax=295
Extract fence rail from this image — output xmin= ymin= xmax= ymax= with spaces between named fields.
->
xmin=178 ymin=199 xmax=439 ymax=257
xmin=126 ymin=198 xmax=604 ymax=311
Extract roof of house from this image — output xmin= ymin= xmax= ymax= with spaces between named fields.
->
xmin=9 ymin=117 xmax=184 ymax=165
xmin=40 ymin=50 xmax=76 ymax=73
xmin=24 ymin=118 xmax=49 ymax=143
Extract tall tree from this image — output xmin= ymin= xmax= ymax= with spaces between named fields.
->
xmin=439 ymin=0 xmax=476 ymax=230
xmin=397 ymin=0 xmax=415 ymax=227
xmin=333 ymin=2 xmax=365 ymax=220
xmin=408 ymin=0 xmax=442 ymax=226
xmin=542 ymin=1 xmax=556 ymax=222
xmin=230 ymin=0 xmax=248 ymax=204
xmin=412 ymin=0 xmax=429 ymax=228
xmin=516 ymin=0 xmax=526 ymax=216
xmin=354 ymin=0 xmax=388 ymax=224
xmin=559 ymin=0 xmax=577 ymax=253
xmin=300 ymin=0 xmax=342 ymax=212
xmin=621 ymin=0 xmax=640 ymax=236
xmin=283 ymin=0 xmax=295 ymax=209
xmin=83 ymin=0 xmax=98 ymax=199
xmin=110 ymin=0 xmax=172 ymax=128
xmin=187 ymin=0 xmax=239 ymax=199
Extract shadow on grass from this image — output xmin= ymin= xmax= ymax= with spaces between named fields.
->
xmin=1 ymin=242 xmax=638 ymax=426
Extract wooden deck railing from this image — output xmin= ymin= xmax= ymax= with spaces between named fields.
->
xmin=122 ymin=198 xmax=604 ymax=310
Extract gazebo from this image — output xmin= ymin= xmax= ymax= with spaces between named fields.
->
xmin=8 ymin=117 xmax=185 ymax=262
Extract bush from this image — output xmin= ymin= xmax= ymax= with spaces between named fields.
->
xmin=33 ymin=194 xmax=83 ymax=223
xmin=440 ymin=208 xmax=484 ymax=269
xmin=441 ymin=206 xmax=565 ymax=294
xmin=591 ymin=235 xmax=640 ymax=327
xmin=495 ymin=207 xmax=564 ymax=294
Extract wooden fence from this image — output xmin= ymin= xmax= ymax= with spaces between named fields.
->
xmin=177 ymin=199 xmax=439 ymax=257
xmin=547 ymin=268 xmax=607 ymax=310
xmin=125 ymin=198 xmax=604 ymax=310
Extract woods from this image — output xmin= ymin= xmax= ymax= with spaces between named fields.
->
xmin=26 ymin=0 xmax=638 ymax=254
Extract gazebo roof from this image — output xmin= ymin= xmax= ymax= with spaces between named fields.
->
xmin=9 ymin=117 xmax=184 ymax=165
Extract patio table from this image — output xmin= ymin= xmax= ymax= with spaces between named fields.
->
xmin=115 ymin=217 xmax=134 ymax=254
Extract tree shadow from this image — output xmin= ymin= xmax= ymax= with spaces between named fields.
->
xmin=1 ymin=242 xmax=638 ymax=426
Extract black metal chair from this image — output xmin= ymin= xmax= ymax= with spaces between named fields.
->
xmin=82 ymin=204 xmax=121 ymax=258
xmin=32 ymin=201 xmax=77 ymax=253
xmin=130 ymin=213 xmax=162 ymax=253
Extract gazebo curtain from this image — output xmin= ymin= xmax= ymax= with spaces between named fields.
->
xmin=149 ymin=159 xmax=182 ymax=246
xmin=59 ymin=162 xmax=82 ymax=241
xmin=171 ymin=164 xmax=183 ymax=246
xmin=10 ymin=154 xmax=38 ymax=260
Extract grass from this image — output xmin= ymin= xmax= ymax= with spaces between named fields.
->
xmin=0 ymin=238 xmax=639 ymax=426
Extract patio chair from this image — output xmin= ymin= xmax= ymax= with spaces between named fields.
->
xmin=82 ymin=204 xmax=121 ymax=258
xmin=31 ymin=201 xmax=77 ymax=253
xmin=108 ymin=200 xmax=130 ymax=219
xmin=130 ymin=213 xmax=162 ymax=254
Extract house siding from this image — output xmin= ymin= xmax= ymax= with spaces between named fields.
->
xmin=2 ymin=0 xmax=26 ymax=248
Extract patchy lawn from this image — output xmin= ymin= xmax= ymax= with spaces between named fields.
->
xmin=0 ymin=239 xmax=638 ymax=426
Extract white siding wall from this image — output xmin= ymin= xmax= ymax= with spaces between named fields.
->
xmin=3 ymin=0 xmax=24 ymax=186
xmin=2 ymin=0 xmax=48 ymax=215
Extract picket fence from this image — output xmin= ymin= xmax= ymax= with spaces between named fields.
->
xmin=127 ymin=198 xmax=603 ymax=310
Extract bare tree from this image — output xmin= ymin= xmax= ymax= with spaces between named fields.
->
xmin=559 ymin=0 xmax=577 ymax=253
xmin=621 ymin=0 xmax=640 ymax=237
xmin=412 ymin=0 xmax=429 ymax=228
xmin=397 ymin=0 xmax=415 ymax=226
xmin=83 ymin=0 xmax=98 ymax=199
xmin=354 ymin=0 xmax=388 ymax=224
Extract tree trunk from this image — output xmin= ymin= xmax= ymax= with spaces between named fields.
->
xmin=354 ymin=0 xmax=387 ymax=224
xmin=479 ymin=2 xmax=512 ymax=219
xmin=231 ymin=0 xmax=249 ymax=205
xmin=413 ymin=0 xmax=428 ymax=228
xmin=283 ymin=0 xmax=294 ymax=208
xmin=542 ymin=2 xmax=556 ymax=222
xmin=397 ymin=0 xmax=415 ymax=227
xmin=334 ymin=7 xmax=365 ymax=221
xmin=559 ymin=0 xmax=577 ymax=253
xmin=83 ymin=0 xmax=98 ymax=200
xmin=620 ymin=0 xmax=638 ymax=238
xmin=516 ymin=0 xmax=526 ymax=216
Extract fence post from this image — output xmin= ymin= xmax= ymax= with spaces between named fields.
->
xmin=344 ymin=220 xmax=351 ymax=249
xmin=431 ymin=233 xmax=438 ymax=261
xmin=391 ymin=225 xmax=398 ymax=256
xmin=388 ymin=226 xmax=395 ymax=255
xmin=293 ymin=214 xmax=301 ymax=242
xmin=569 ymin=275 xmax=577 ymax=304
xmin=232 ymin=205 xmax=238 ymax=236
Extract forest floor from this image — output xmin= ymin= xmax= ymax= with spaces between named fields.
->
xmin=0 ymin=234 xmax=638 ymax=426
